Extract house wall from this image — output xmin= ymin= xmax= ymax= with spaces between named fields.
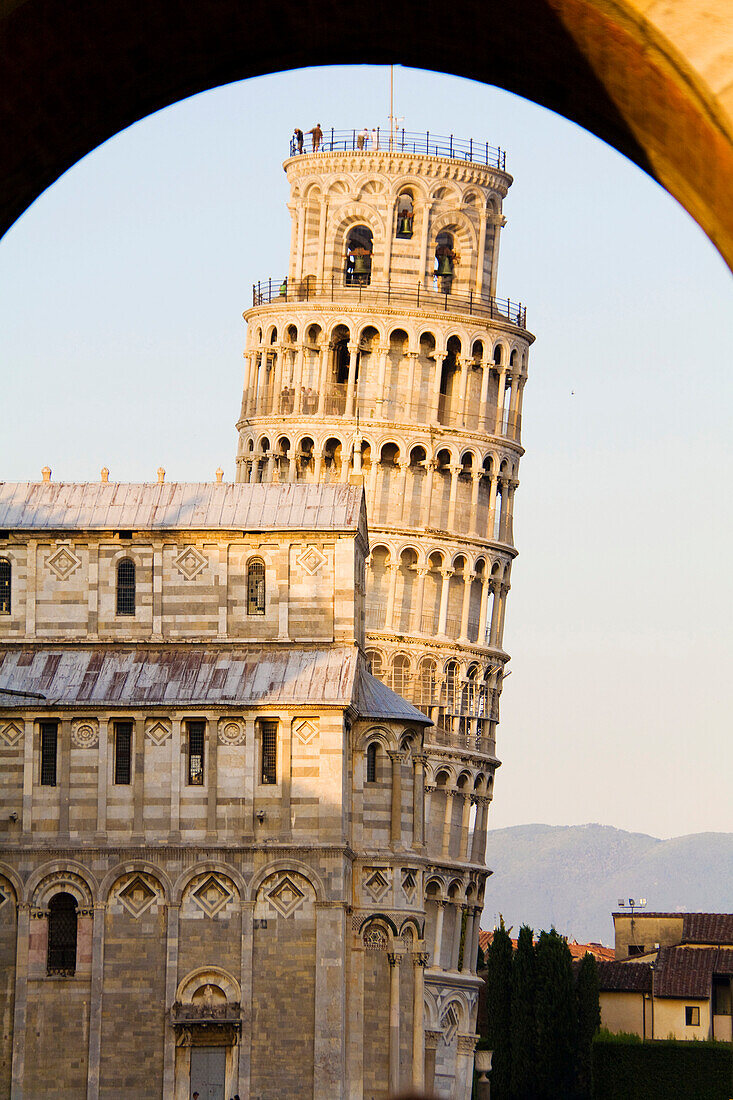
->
xmin=599 ymin=990 xmax=646 ymax=1038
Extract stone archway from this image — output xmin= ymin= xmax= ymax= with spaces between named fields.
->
xmin=0 ymin=0 xmax=732 ymax=268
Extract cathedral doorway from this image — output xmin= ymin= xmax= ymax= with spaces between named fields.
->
xmin=190 ymin=1047 xmax=227 ymax=1100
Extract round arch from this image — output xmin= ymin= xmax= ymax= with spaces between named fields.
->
xmin=0 ymin=3 xmax=731 ymax=271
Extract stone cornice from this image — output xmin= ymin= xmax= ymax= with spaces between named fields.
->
xmin=283 ymin=151 xmax=512 ymax=194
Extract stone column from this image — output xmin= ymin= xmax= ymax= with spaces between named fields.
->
xmin=86 ymin=903 xmax=106 ymax=1100
xmin=169 ymin=718 xmax=181 ymax=842
xmin=316 ymin=198 xmax=328 ymax=281
xmin=412 ymin=753 xmax=426 ymax=849
xmin=489 ymin=212 xmax=505 ymax=298
xmin=487 ymin=475 xmax=498 ymax=540
xmin=132 ymin=716 xmax=144 ymax=842
xmin=459 ymin=793 xmax=472 ymax=860
xmin=314 ymin=904 xmax=347 ymax=1099
xmin=461 ymin=908 xmax=476 ymax=974
xmin=437 ymin=569 xmax=453 ymax=637
xmin=431 ymin=355 xmax=443 ymax=424
xmin=498 ymin=580 xmax=510 ymax=643
xmin=387 ymin=952 xmax=403 ymax=1094
xmin=206 ymin=716 xmax=218 ymax=841
xmin=478 ymin=359 xmax=492 ymax=431
xmin=10 ymin=903 xmax=30 ymax=1098
xmin=446 ymin=464 xmax=461 ymax=530
xmin=398 ymin=462 xmax=411 ymax=524
xmin=58 ymin=717 xmax=71 ymax=838
xmin=162 ymin=903 xmax=180 ymax=1098
xmin=287 ymin=448 xmax=297 ymax=483
xmin=475 ymin=209 xmax=488 ymax=295
xmin=412 ymin=567 xmax=428 ymax=634
xmin=471 ymin=905 xmax=483 ymax=972
xmin=455 ymin=1035 xmax=478 ymax=1099
xmin=417 ymin=201 xmax=433 ymax=284
xmin=457 ymin=357 xmax=470 ymax=428
xmin=471 ymin=798 xmax=489 ymax=863
xmin=420 ymin=460 xmax=436 ymax=528
xmin=478 ymin=576 xmax=491 ymax=647
xmin=450 ymin=906 xmax=463 ymax=971
xmin=494 ymin=367 xmax=507 ymax=435
xmin=293 ymin=344 xmax=306 ymax=413
xmin=459 ymin=571 xmax=475 ymax=642
xmin=375 ymin=344 xmax=390 ymax=416
xmin=411 ymin=952 xmax=429 ymax=1089
xmin=432 ymin=900 xmax=446 ymax=968
xmin=21 ymin=718 xmax=33 ymax=836
xmin=406 ymin=351 xmax=419 ymax=419
xmin=489 ymin=582 xmax=502 ymax=646
xmin=425 ymin=1030 xmax=441 ymax=1095
xmin=469 ymin=472 xmax=482 ymax=536
xmin=24 ymin=539 xmax=36 ymax=636
xmin=239 ymin=900 xmax=255 ymax=1096
xmin=441 ymin=789 xmax=455 ymax=857
xmin=345 ymin=343 xmax=359 ymax=417
xmin=384 ymin=561 xmax=400 ymax=634
xmin=389 ymin=750 xmax=404 ymax=848
xmin=316 ymin=345 xmax=330 ymax=414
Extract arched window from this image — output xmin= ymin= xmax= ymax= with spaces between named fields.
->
xmin=390 ymin=654 xmax=411 ymax=698
xmin=444 ymin=660 xmax=459 ymax=711
xmin=116 ymin=559 xmax=136 ymax=616
xmin=419 ymin=659 xmax=437 ymax=709
xmin=435 ymin=231 xmax=456 ymax=286
xmin=396 ymin=192 xmax=414 ymax=238
xmin=247 ymin=558 xmax=265 ymax=615
xmin=345 ymin=225 xmax=373 ymax=286
xmin=365 ymin=649 xmax=384 ymax=679
xmin=366 ymin=742 xmax=378 ymax=783
xmin=47 ymin=892 xmax=78 ymax=975
xmin=0 ymin=558 xmax=10 ymax=614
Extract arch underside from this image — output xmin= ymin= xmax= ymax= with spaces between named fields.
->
xmin=1 ymin=0 xmax=732 ymax=269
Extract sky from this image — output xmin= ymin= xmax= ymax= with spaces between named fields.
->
xmin=2 ymin=65 xmax=732 ymax=842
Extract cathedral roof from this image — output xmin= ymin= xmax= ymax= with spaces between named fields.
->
xmin=0 ymin=481 xmax=366 ymax=537
xmin=0 ymin=646 xmax=430 ymax=724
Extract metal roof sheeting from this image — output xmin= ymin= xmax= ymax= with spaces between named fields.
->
xmin=0 ymin=482 xmax=366 ymax=534
xmin=0 ymin=647 xmax=430 ymax=723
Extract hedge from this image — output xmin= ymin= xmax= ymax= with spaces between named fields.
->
xmin=593 ymin=1036 xmax=733 ymax=1099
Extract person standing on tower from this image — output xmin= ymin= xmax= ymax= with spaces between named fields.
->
xmin=308 ymin=123 xmax=323 ymax=151
xmin=293 ymin=127 xmax=304 ymax=154
xmin=357 ymin=126 xmax=369 ymax=150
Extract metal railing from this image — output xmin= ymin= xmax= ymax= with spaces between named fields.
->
xmin=252 ymin=277 xmax=527 ymax=329
xmin=289 ymin=129 xmax=507 ymax=171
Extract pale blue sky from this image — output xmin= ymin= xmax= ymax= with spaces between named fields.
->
xmin=2 ymin=65 xmax=732 ymax=840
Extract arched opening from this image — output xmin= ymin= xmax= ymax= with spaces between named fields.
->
xmin=390 ymin=653 xmax=411 ymax=699
xmin=395 ymin=190 xmax=414 ymax=238
xmin=345 ymin=225 xmax=373 ymax=286
xmin=435 ymin=230 xmax=457 ymax=290
xmin=247 ymin=557 xmax=266 ymax=614
xmin=366 ymin=742 xmax=379 ymax=783
xmin=0 ymin=558 xmax=10 ymax=614
xmin=47 ymin=892 xmax=78 ymax=975
xmin=116 ymin=558 xmax=136 ymax=616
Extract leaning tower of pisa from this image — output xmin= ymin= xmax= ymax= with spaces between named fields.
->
xmin=236 ymin=130 xmax=533 ymax=764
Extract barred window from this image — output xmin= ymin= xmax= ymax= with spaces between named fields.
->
xmin=187 ymin=721 xmax=205 ymax=785
xmin=0 ymin=558 xmax=10 ymax=614
xmin=260 ymin=721 xmax=277 ymax=784
xmin=114 ymin=722 xmax=132 ymax=785
xmin=116 ymin=558 xmax=136 ymax=616
xmin=390 ymin=654 xmax=411 ymax=698
xmin=47 ymin=892 xmax=77 ymax=975
xmin=366 ymin=742 xmax=378 ymax=783
xmin=40 ymin=721 xmax=58 ymax=786
xmin=247 ymin=558 xmax=265 ymax=615
xmin=418 ymin=659 xmax=437 ymax=709
xmin=365 ymin=649 xmax=384 ymax=679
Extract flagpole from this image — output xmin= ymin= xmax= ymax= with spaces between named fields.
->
xmin=390 ymin=64 xmax=394 ymax=150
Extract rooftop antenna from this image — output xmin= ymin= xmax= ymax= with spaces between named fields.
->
xmin=617 ymin=898 xmax=647 ymax=916
xmin=389 ymin=65 xmax=394 ymax=151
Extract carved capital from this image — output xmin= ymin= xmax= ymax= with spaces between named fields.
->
xmin=413 ymin=951 xmax=431 ymax=968
xmin=387 ymin=952 xmax=403 ymax=967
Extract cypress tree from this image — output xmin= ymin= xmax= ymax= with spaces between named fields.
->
xmin=509 ymin=925 xmax=537 ymax=1100
xmin=535 ymin=929 xmax=576 ymax=1099
xmin=484 ymin=917 xmax=513 ymax=1098
xmin=575 ymin=951 xmax=601 ymax=1100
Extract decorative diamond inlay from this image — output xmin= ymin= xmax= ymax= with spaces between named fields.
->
xmin=174 ymin=545 xmax=208 ymax=580
xmin=442 ymin=1005 xmax=459 ymax=1044
xmin=47 ymin=544 xmax=82 ymax=581
xmin=145 ymin=719 xmax=172 ymax=746
xmin=0 ymin=721 xmax=24 ymax=748
xmin=192 ymin=875 xmax=233 ymax=918
xmin=0 ymin=887 xmax=8 ymax=909
xmin=296 ymin=544 xmax=327 ymax=576
xmin=364 ymin=869 xmax=390 ymax=903
xmin=293 ymin=719 xmax=319 ymax=746
xmin=266 ymin=875 xmax=305 ymax=918
xmin=401 ymin=870 xmax=417 ymax=902
xmin=118 ymin=875 xmax=157 ymax=918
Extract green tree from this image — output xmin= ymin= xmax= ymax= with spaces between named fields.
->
xmin=510 ymin=925 xmax=537 ymax=1100
xmin=535 ymin=929 xmax=577 ymax=1099
xmin=575 ymin=951 xmax=601 ymax=1099
xmin=485 ymin=917 xmax=513 ymax=1098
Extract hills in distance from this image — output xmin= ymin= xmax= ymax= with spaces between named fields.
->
xmin=480 ymin=823 xmax=733 ymax=946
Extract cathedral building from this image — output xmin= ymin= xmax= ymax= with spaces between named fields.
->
xmin=0 ymin=129 xmax=532 ymax=1099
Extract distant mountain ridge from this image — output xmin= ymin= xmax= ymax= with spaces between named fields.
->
xmin=480 ymin=824 xmax=733 ymax=945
